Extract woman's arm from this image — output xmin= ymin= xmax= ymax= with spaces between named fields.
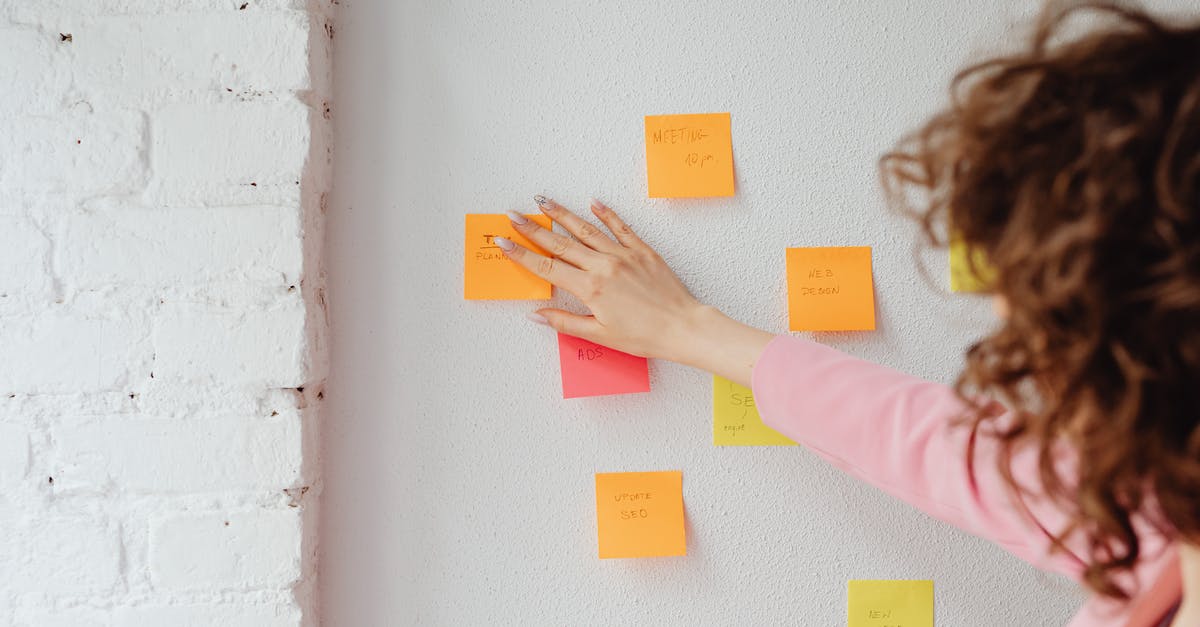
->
xmin=498 ymin=196 xmax=1081 ymax=575
xmin=750 ymin=333 xmax=1084 ymax=576
xmin=497 ymin=195 xmax=773 ymax=386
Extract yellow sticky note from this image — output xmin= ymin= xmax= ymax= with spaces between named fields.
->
xmin=594 ymin=471 xmax=686 ymax=559
xmin=949 ymin=237 xmax=994 ymax=292
xmin=463 ymin=213 xmax=553 ymax=300
xmin=644 ymin=113 xmax=735 ymax=198
xmin=712 ymin=376 xmax=795 ymax=446
xmin=786 ymin=246 xmax=876 ymax=331
xmin=847 ymin=580 xmax=934 ymax=627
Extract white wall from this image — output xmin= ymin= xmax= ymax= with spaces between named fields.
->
xmin=0 ymin=1 xmax=329 ymax=624
xmin=324 ymin=1 xmax=1188 ymax=625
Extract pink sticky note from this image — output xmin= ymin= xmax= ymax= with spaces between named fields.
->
xmin=557 ymin=334 xmax=650 ymax=399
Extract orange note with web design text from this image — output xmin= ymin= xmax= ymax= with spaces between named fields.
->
xmin=786 ymin=246 xmax=876 ymax=331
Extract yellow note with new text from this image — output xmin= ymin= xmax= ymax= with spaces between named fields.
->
xmin=848 ymin=580 xmax=934 ymax=627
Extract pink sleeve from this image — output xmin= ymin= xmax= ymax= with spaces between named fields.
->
xmin=751 ymin=335 xmax=1084 ymax=577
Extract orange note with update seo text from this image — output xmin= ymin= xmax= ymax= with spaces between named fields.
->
xmin=594 ymin=470 xmax=686 ymax=559
xmin=644 ymin=113 xmax=735 ymax=198
xmin=786 ymin=246 xmax=876 ymax=331
xmin=463 ymin=213 xmax=553 ymax=300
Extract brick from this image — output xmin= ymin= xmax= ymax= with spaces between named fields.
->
xmin=0 ymin=314 xmax=148 ymax=394
xmin=113 ymin=603 xmax=301 ymax=627
xmin=153 ymin=302 xmax=307 ymax=386
xmin=150 ymin=509 xmax=301 ymax=590
xmin=0 ymin=516 xmax=119 ymax=594
xmin=73 ymin=13 xmax=309 ymax=92
xmin=54 ymin=413 xmax=301 ymax=492
xmin=7 ymin=0 xmax=306 ymax=17
xmin=0 ymin=424 xmax=30 ymax=484
xmin=0 ymin=216 xmax=51 ymax=297
xmin=0 ymin=110 xmax=146 ymax=195
xmin=13 ymin=607 xmax=106 ymax=627
xmin=0 ymin=0 xmax=323 ymax=615
xmin=150 ymin=101 xmax=308 ymax=204
xmin=0 ymin=28 xmax=69 ymax=114
xmin=57 ymin=206 xmax=302 ymax=287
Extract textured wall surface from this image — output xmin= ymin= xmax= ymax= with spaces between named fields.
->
xmin=0 ymin=0 xmax=330 ymax=624
xmin=322 ymin=1 xmax=1191 ymax=626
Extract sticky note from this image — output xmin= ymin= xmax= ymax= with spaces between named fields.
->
xmin=557 ymin=333 xmax=650 ymax=399
xmin=595 ymin=470 xmax=685 ymax=559
xmin=949 ymin=237 xmax=994 ymax=292
xmin=644 ymin=112 xmax=735 ymax=198
xmin=713 ymin=376 xmax=795 ymax=446
xmin=464 ymin=213 xmax=553 ymax=300
xmin=847 ymin=580 xmax=934 ymax=627
xmin=786 ymin=246 xmax=876 ymax=331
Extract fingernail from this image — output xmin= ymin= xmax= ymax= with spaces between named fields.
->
xmin=494 ymin=236 xmax=515 ymax=252
xmin=534 ymin=195 xmax=551 ymax=212
xmin=589 ymin=197 xmax=606 ymax=213
xmin=526 ymin=312 xmax=550 ymax=326
xmin=505 ymin=210 xmax=528 ymax=225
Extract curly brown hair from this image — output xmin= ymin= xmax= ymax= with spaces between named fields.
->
xmin=881 ymin=0 xmax=1200 ymax=601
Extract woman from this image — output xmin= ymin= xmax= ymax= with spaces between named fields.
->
xmin=493 ymin=3 xmax=1199 ymax=625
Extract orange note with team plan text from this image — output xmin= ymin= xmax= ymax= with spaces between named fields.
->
xmin=644 ymin=113 xmax=735 ymax=198
xmin=595 ymin=470 xmax=685 ymax=559
xmin=463 ymin=213 xmax=553 ymax=300
xmin=786 ymin=246 xmax=876 ymax=331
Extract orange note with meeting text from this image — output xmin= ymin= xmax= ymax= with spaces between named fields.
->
xmin=463 ymin=213 xmax=553 ymax=300
xmin=786 ymin=246 xmax=876 ymax=331
xmin=644 ymin=113 xmax=735 ymax=198
xmin=595 ymin=470 xmax=686 ymax=559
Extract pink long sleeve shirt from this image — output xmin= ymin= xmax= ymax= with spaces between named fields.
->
xmin=750 ymin=336 xmax=1182 ymax=627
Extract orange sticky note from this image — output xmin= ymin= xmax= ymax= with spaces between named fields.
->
xmin=644 ymin=113 xmax=735 ymax=198
xmin=463 ymin=213 xmax=553 ymax=300
xmin=558 ymin=333 xmax=650 ymax=399
xmin=595 ymin=470 xmax=685 ymax=559
xmin=786 ymin=246 xmax=876 ymax=331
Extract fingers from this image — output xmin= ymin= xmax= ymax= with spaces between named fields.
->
xmin=505 ymin=210 xmax=602 ymax=270
xmin=529 ymin=308 xmax=606 ymax=342
xmin=494 ymin=235 xmax=587 ymax=294
xmin=534 ymin=195 xmax=621 ymax=254
xmin=588 ymin=198 xmax=647 ymax=250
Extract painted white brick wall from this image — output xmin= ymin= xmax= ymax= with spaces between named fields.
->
xmin=0 ymin=0 xmax=331 ymax=624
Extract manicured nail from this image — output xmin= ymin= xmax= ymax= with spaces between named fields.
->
xmin=494 ymin=236 xmax=515 ymax=252
xmin=505 ymin=210 xmax=528 ymax=225
xmin=534 ymin=195 xmax=552 ymax=212
xmin=589 ymin=197 xmax=606 ymax=213
xmin=526 ymin=312 xmax=550 ymax=326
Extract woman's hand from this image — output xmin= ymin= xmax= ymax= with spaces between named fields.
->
xmin=495 ymin=195 xmax=773 ymax=386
